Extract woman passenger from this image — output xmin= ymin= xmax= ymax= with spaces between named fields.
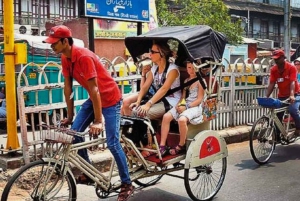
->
xmin=129 ymin=40 xmax=181 ymax=119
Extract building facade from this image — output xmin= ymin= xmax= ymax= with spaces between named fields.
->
xmin=2 ymin=0 xmax=300 ymax=60
xmin=0 ymin=0 xmax=128 ymax=61
xmin=225 ymin=0 xmax=300 ymax=49
xmin=0 ymin=0 xmax=79 ymax=35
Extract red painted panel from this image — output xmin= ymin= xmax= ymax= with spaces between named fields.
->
xmin=199 ymin=136 xmax=221 ymax=159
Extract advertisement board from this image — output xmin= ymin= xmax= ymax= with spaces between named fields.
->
xmin=85 ymin=0 xmax=150 ymax=22
xmin=94 ymin=0 xmax=157 ymax=39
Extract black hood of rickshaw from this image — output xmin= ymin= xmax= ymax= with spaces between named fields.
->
xmin=125 ymin=25 xmax=227 ymax=67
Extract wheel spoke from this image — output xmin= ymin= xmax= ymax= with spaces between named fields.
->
xmin=1 ymin=160 xmax=76 ymax=201
xmin=250 ymin=116 xmax=276 ymax=165
xmin=184 ymin=158 xmax=227 ymax=201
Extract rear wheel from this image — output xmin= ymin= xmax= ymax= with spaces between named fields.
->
xmin=184 ymin=157 xmax=227 ymax=201
xmin=249 ymin=116 xmax=276 ymax=165
xmin=1 ymin=160 xmax=76 ymax=201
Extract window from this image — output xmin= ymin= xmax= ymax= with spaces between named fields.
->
xmin=0 ymin=0 xmax=78 ymax=27
xmin=273 ymin=22 xmax=280 ymax=41
xmin=260 ymin=20 xmax=269 ymax=39
xmin=297 ymin=24 xmax=300 ymax=42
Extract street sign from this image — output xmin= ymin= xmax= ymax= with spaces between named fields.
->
xmin=84 ymin=0 xmax=150 ymax=22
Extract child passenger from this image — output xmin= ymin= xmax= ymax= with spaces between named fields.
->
xmin=158 ymin=59 xmax=205 ymax=156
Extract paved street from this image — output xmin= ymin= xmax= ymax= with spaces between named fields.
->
xmin=75 ymin=140 xmax=300 ymax=201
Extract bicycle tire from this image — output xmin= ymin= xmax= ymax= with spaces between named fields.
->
xmin=1 ymin=159 xmax=76 ymax=201
xmin=184 ymin=157 xmax=227 ymax=201
xmin=249 ymin=116 xmax=276 ymax=165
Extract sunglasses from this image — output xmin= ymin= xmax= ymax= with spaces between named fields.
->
xmin=149 ymin=49 xmax=160 ymax=54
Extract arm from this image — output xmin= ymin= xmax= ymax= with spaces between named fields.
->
xmin=87 ymin=77 xmax=102 ymax=123
xmin=289 ymin=65 xmax=298 ymax=102
xmin=147 ymin=69 xmax=179 ymax=106
xmin=188 ymin=83 xmax=205 ymax=108
xmin=63 ymin=76 xmax=74 ymax=123
xmin=140 ymin=65 xmax=151 ymax=87
xmin=266 ymin=82 xmax=275 ymax=98
xmin=135 ymin=72 xmax=153 ymax=104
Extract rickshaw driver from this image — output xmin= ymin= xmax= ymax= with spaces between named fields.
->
xmin=43 ymin=25 xmax=134 ymax=201
xmin=266 ymin=49 xmax=300 ymax=139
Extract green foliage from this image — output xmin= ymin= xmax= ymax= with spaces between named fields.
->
xmin=155 ymin=0 xmax=243 ymax=44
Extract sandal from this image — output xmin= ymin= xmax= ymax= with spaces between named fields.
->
xmin=75 ymin=173 xmax=94 ymax=185
xmin=169 ymin=144 xmax=186 ymax=156
xmin=156 ymin=145 xmax=169 ymax=158
xmin=117 ymin=183 xmax=135 ymax=201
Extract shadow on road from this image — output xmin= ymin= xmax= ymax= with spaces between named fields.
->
xmin=234 ymin=142 xmax=300 ymax=170
xmin=131 ymin=187 xmax=191 ymax=201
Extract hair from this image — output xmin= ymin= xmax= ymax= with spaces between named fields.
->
xmin=60 ymin=37 xmax=74 ymax=46
xmin=152 ymin=40 xmax=172 ymax=59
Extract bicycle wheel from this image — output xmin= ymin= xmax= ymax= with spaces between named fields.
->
xmin=184 ymin=157 xmax=227 ymax=201
xmin=249 ymin=116 xmax=276 ymax=165
xmin=1 ymin=160 xmax=76 ymax=201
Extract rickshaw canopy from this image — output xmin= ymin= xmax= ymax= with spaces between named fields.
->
xmin=125 ymin=25 xmax=227 ymax=67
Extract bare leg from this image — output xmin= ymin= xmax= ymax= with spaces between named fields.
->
xmin=177 ymin=116 xmax=188 ymax=146
xmin=122 ymin=93 xmax=138 ymax=116
xmin=160 ymin=112 xmax=173 ymax=146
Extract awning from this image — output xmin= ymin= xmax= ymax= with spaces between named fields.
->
xmin=257 ymin=50 xmax=272 ymax=57
xmin=243 ymin=37 xmax=261 ymax=44
xmin=227 ymin=4 xmax=284 ymax=16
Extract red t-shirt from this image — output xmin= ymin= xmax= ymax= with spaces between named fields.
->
xmin=270 ymin=62 xmax=300 ymax=98
xmin=61 ymin=45 xmax=121 ymax=107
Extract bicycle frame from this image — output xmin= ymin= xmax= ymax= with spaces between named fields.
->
xmin=41 ymin=124 xmax=188 ymax=194
xmin=264 ymin=106 xmax=295 ymax=140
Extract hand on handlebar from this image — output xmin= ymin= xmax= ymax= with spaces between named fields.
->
xmin=89 ymin=122 xmax=103 ymax=137
xmin=289 ymin=96 xmax=295 ymax=103
xmin=60 ymin=118 xmax=73 ymax=127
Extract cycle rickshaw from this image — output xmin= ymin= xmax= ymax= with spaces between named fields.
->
xmin=1 ymin=25 xmax=228 ymax=201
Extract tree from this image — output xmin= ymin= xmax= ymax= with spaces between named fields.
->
xmin=156 ymin=0 xmax=243 ymax=44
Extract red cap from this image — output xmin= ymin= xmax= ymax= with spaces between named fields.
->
xmin=271 ymin=49 xmax=285 ymax=59
xmin=43 ymin=25 xmax=72 ymax=44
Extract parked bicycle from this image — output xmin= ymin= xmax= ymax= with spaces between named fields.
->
xmin=249 ymin=97 xmax=298 ymax=165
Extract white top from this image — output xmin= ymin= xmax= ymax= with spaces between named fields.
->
xmin=151 ymin=63 xmax=181 ymax=107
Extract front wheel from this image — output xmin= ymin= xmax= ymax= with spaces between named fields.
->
xmin=184 ymin=157 xmax=227 ymax=201
xmin=249 ymin=116 xmax=276 ymax=165
xmin=1 ymin=160 xmax=77 ymax=201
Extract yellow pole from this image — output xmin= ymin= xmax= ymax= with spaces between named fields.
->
xmin=4 ymin=0 xmax=20 ymax=150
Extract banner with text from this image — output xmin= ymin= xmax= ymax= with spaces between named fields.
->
xmin=85 ymin=0 xmax=150 ymax=22
xmin=94 ymin=0 xmax=157 ymax=39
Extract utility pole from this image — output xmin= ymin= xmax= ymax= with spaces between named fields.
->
xmin=4 ymin=0 xmax=20 ymax=150
xmin=284 ymin=0 xmax=291 ymax=60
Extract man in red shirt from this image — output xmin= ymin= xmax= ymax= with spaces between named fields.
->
xmin=43 ymin=25 xmax=134 ymax=201
xmin=266 ymin=49 xmax=300 ymax=138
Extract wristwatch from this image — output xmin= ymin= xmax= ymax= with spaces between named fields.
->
xmin=148 ymin=100 xmax=153 ymax=106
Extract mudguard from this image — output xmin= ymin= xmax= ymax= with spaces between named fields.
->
xmin=184 ymin=130 xmax=228 ymax=169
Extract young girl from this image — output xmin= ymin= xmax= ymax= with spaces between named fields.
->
xmin=159 ymin=59 xmax=205 ymax=156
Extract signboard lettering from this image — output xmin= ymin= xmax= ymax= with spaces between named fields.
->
xmin=85 ymin=0 xmax=150 ymax=22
